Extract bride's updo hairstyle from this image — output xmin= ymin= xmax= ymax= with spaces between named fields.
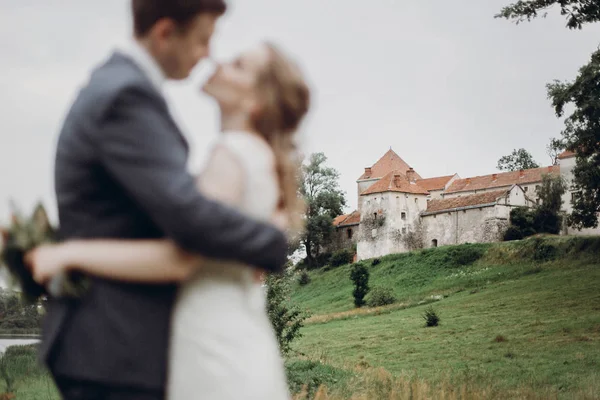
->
xmin=251 ymin=42 xmax=310 ymax=235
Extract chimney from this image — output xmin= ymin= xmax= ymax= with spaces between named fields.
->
xmin=364 ymin=167 xmax=372 ymax=177
xmin=492 ymin=173 xmax=497 ymax=181
xmin=406 ymin=168 xmax=416 ymax=182
xmin=466 ymin=178 xmax=471 ymax=185
xmin=519 ymin=169 xmax=524 ymax=178
xmin=393 ymin=174 xmax=402 ymax=188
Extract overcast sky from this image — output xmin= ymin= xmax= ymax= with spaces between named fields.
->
xmin=1 ymin=0 xmax=599 ymax=223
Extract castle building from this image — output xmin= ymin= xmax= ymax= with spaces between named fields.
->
xmin=333 ymin=149 xmax=599 ymax=261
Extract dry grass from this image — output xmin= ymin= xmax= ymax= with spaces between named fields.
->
xmin=292 ymin=367 xmax=600 ymax=400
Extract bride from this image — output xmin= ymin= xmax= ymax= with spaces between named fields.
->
xmin=27 ymin=41 xmax=309 ymax=400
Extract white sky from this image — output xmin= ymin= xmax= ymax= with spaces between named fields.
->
xmin=1 ymin=0 xmax=599 ymax=223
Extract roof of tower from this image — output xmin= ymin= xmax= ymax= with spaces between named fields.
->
xmin=358 ymin=149 xmax=422 ymax=181
xmin=361 ymin=170 xmax=429 ymax=195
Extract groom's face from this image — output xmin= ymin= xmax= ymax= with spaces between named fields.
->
xmin=153 ymin=13 xmax=219 ymax=80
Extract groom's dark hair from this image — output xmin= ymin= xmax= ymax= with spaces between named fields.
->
xmin=132 ymin=0 xmax=227 ymax=36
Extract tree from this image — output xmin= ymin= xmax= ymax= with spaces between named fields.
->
xmin=265 ymin=270 xmax=308 ymax=356
xmin=497 ymin=1 xmax=600 ymax=229
xmin=546 ymin=137 xmax=566 ymax=165
xmin=504 ymin=174 xmax=567 ymax=240
xmin=349 ymin=263 xmax=369 ymax=308
xmin=496 ymin=0 xmax=600 ymax=29
xmin=299 ymin=153 xmax=346 ymax=269
xmin=497 ymin=148 xmax=540 ymax=171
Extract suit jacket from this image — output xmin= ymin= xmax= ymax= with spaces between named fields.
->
xmin=42 ymin=52 xmax=288 ymax=390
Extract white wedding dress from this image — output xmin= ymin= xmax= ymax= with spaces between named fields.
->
xmin=167 ymin=131 xmax=290 ymax=400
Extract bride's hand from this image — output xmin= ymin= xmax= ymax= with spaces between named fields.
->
xmin=25 ymin=244 xmax=73 ymax=285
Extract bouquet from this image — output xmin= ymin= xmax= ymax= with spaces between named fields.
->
xmin=0 ymin=202 xmax=89 ymax=304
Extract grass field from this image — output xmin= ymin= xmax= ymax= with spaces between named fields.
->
xmin=288 ymin=236 xmax=600 ymax=399
xmin=3 ymin=236 xmax=599 ymax=399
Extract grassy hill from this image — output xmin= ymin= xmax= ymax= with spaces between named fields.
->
xmin=288 ymin=236 xmax=600 ymax=399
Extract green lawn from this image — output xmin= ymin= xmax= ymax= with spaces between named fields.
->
xmin=289 ymin=237 xmax=600 ymax=398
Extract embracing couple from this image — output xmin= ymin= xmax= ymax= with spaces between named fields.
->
xmin=26 ymin=1 xmax=309 ymax=399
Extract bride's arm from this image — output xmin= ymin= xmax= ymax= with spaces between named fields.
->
xmin=29 ymin=145 xmax=246 ymax=285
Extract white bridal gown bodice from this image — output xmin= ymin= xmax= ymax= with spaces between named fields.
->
xmin=167 ymin=131 xmax=290 ymax=400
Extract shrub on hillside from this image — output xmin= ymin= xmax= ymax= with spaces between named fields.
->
xmin=329 ymin=249 xmax=354 ymax=268
xmin=503 ymin=226 xmax=523 ymax=241
xmin=366 ymin=287 xmax=397 ymax=307
xmin=443 ymin=245 xmax=485 ymax=267
xmin=266 ymin=272 xmax=309 ymax=356
xmin=423 ymin=306 xmax=440 ymax=327
xmin=285 ymin=360 xmax=351 ymax=398
xmin=350 ymin=263 xmax=370 ymax=308
xmin=298 ymin=271 xmax=311 ymax=286
xmin=533 ymin=240 xmax=558 ymax=262
xmin=371 ymin=258 xmax=381 ymax=266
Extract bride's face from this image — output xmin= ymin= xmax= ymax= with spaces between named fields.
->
xmin=203 ymin=44 xmax=271 ymax=114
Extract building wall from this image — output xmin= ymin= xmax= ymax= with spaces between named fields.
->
xmin=331 ymin=224 xmax=358 ymax=251
xmin=422 ymin=206 xmax=510 ymax=248
xmin=559 ymin=156 xmax=600 ymax=236
xmin=357 ymin=191 xmax=427 ymax=260
xmin=357 ymin=178 xmax=379 ymax=211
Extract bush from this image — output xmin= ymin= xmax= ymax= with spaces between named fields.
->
xmin=349 ymin=263 xmax=370 ymax=308
xmin=503 ymin=226 xmax=523 ymax=241
xmin=423 ymin=306 xmax=440 ymax=327
xmin=285 ymin=360 xmax=351 ymax=398
xmin=298 ymin=271 xmax=311 ymax=286
xmin=442 ymin=245 xmax=485 ymax=268
xmin=366 ymin=287 xmax=397 ymax=307
xmin=533 ymin=240 xmax=558 ymax=261
xmin=266 ymin=272 xmax=309 ymax=356
xmin=371 ymin=258 xmax=381 ymax=266
xmin=329 ymin=249 xmax=354 ymax=268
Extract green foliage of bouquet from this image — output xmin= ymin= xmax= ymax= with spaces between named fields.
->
xmin=0 ymin=202 xmax=89 ymax=304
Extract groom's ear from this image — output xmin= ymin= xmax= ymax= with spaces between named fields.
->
xmin=149 ymin=18 xmax=178 ymax=43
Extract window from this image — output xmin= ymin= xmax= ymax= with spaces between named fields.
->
xmin=524 ymin=187 xmax=528 ymax=192
xmin=536 ymin=198 xmax=540 ymax=205
xmin=414 ymin=198 xmax=418 ymax=204
xmin=571 ymin=192 xmax=581 ymax=202
xmin=347 ymin=228 xmax=353 ymax=239
xmin=535 ymin=185 xmax=541 ymax=193
xmin=401 ymin=212 xmax=407 ymax=220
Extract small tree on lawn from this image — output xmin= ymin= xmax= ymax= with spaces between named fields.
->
xmin=350 ymin=263 xmax=369 ymax=308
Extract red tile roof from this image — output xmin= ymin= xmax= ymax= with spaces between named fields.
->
xmin=333 ymin=214 xmax=349 ymax=226
xmin=358 ymin=149 xmax=422 ymax=181
xmin=333 ymin=210 xmax=361 ymax=227
xmin=416 ymin=175 xmax=455 ymax=191
xmin=424 ymin=190 xmax=509 ymax=214
xmin=445 ymin=166 xmax=558 ymax=194
xmin=361 ymin=171 xmax=430 ymax=195
xmin=558 ymin=150 xmax=575 ymax=159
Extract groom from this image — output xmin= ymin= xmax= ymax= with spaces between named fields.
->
xmin=43 ymin=1 xmax=288 ymax=399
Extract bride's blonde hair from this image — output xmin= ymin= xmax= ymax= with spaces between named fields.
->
xmin=251 ymin=42 xmax=310 ymax=236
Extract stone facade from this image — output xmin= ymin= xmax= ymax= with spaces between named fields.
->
xmin=333 ymin=148 xmax=596 ymax=261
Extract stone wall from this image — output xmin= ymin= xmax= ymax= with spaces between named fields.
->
xmin=422 ymin=205 xmax=510 ymax=248
xmin=357 ymin=191 xmax=428 ymax=260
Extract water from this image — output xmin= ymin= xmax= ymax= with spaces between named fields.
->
xmin=0 ymin=338 xmax=39 ymax=353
